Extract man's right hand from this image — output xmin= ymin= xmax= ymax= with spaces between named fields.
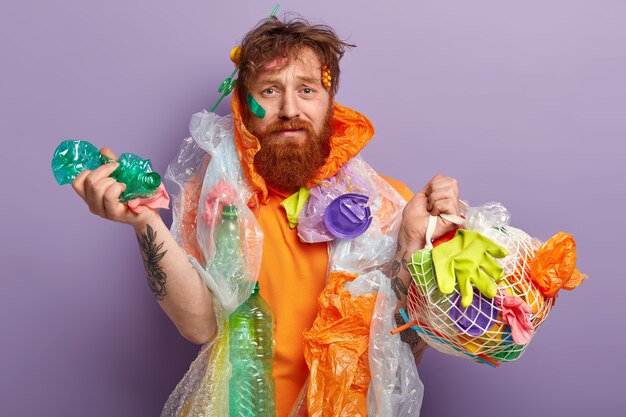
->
xmin=71 ymin=147 xmax=157 ymax=228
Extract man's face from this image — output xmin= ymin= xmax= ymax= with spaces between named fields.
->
xmin=245 ymin=47 xmax=333 ymax=193
xmin=245 ymin=47 xmax=331 ymax=139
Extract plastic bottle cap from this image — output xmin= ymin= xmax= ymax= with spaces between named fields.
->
xmin=448 ymin=288 xmax=498 ymax=337
xmin=222 ymin=205 xmax=239 ymax=219
xmin=323 ymin=193 xmax=372 ymax=239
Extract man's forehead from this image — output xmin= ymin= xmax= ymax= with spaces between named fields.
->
xmin=255 ymin=48 xmax=322 ymax=83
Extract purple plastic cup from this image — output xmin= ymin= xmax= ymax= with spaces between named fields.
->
xmin=323 ymin=193 xmax=372 ymax=239
xmin=448 ymin=288 xmax=499 ymax=336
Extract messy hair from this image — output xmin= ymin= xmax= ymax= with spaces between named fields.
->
xmin=236 ymin=16 xmax=355 ymax=98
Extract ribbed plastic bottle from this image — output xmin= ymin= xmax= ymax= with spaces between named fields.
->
xmin=51 ymin=139 xmax=161 ymax=201
xmin=213 ymin=205 xmax=245 ymax=295
xmin=228 ymin=282 xmax=276 ymax=417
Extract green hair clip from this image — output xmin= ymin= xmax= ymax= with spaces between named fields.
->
xmin=210 ymin=4 xmax=281 ymax=113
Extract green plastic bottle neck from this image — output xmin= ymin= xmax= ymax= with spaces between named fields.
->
xmin=140 ymin=172 xmax=161 ymax=189
xmin=222 ymin=205 xmax=239 ymax=220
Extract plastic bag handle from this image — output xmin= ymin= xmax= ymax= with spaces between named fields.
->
xmin=424 ymin=213 xmax=466 ymax=250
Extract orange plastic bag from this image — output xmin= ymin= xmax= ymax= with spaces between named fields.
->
xmin=531 ymin=232 xmax=587 ymax=297
xmin=302 ymin=271 xmax=376 ymax=417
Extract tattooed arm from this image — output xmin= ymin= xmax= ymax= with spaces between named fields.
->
xmin=71 ymin=148 xmax=216 ymax=344
xmin=390 ymin=245 xmax=428 ymax=367
xmin=393 ymin=174 xmax=461 ymax=366
xmin=134 ymin=214 xmax=217 ymax=344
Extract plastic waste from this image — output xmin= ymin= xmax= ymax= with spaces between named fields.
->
xmin=432 ymin=229 xmax=508 ymax=307
xmin=530 ymin=232 xmax=587 ymax=297
xmin=52 ymin=139 xmax=161 ymax=202
xmin=212 ymin=205 xmax=245 ymax=297
xmin=229 ymin=282 xmax=276 ymax=417
xmin=303 ymin=271 xmax=376 ymax=417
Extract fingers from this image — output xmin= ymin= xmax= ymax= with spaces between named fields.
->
xmin=103 ymin=182 xmax=128 ymax=219
xmin=485 ymin=243 xmax=508 ymax=259
xmin=433 ymin=254 xmax=457 ymax=294
xmin=86 ymin=177 xmax=117 ymax=216
xmin=72 ymin=161 xmax=123 ymax=218
xmin=422 ymin=174 xmax=460 ymax=216
xmin=99 ymin=147 xmax=118 ymax=160
xmin=475 ymin=268 xmax=498 ymax=299
xmin=456 ymin=267 xmax=474 ymax=307
xmin=481 ymin=255 xmax=506 ymax=282
xmin=429 ymin=196 xmax=459 ymax=216
xmin=71 ymin=170 xmax=91 ymax=200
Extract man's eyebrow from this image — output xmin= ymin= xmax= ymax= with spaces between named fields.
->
xmin=255 ymin=76 xmax=282 ymax=86
xmin=298 ymin=75 xmax=322 ymax=84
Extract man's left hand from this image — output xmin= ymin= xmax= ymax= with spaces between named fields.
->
xmin=398 ymin=174 xmax=461 ymax=256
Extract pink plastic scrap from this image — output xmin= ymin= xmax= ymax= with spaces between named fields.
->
xmin=495 ymin=291 xmax=534 ymax=345
xmin=127 ymin=183 xmax=170 ymax=214
xmin=201 ymin=179 xmax=237 ymax=226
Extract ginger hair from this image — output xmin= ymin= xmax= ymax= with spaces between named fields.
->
xmin=235 ymin=16 xmax=355 ymax=99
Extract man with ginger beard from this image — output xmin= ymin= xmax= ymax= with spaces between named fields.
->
xmin=71 ymin=16 xmax=461 ymax=416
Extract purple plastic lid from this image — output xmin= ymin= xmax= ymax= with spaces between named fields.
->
xmin=323 ymin=193 xmax=372 ymax=239
xmin=448 ymin=288 xmax=499 ymax=336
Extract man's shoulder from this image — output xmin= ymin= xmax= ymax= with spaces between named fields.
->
xmin=377 ymin=174 xmax=414 ymax=202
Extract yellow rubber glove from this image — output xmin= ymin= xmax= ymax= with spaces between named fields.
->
xmin=432 ymin=229 xmax=508 ymax=307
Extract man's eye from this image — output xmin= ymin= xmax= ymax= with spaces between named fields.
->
xmin=262 ymin=88 xmax=275 ymax=95
xmin=303 ymin=88 xmax=313 ymax=94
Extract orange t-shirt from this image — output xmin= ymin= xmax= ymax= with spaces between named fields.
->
xmin=256 ymin=176 xmax=413 ymax=417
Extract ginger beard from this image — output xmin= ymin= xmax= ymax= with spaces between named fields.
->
xmin=249 ymin=105 xmax=333 ymax=193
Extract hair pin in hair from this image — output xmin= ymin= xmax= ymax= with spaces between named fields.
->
xmin=322 ymin=66 xmax=332 ymax=89
xmin=210 ymin=4 xmax=281 ymax=112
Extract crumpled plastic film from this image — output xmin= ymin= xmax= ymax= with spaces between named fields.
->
xmin=464 ymin=201 xmax=511 ymax=234
xmin=165 ymin=136 xmax=211 ymax=264
xmin=303 ymin=271 xmax=377 ymax=417
xmin=166 ymin=111 xmax=264 ymax=313
xmin=298 ymin=158 xmax=374 ymax=243
xmin=328 ymin=158 xmax=406 ymax=274
xmin=161 ymin=316 xmax=231 ymax=417
xmin=364 ymin=271 xmax=424 ymax=417
xmin=531 ymin=232 xmax=587 ymax=297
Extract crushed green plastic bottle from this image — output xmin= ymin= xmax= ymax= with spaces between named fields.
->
xmin=52 ymin=140 xmax=161 ymax=202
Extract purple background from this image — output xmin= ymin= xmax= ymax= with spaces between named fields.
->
xmin=1 ymin=0 xmax=624 ymax=416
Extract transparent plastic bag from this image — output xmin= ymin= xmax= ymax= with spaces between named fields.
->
xmin=298 ymin=158 xmax=373 ymax=243
xmin=161 ymin=313 xmax=231 ymax=417
xmin=363 ymin=271 xmax=424 ymax=417
xmin=329 ymin=158 xmax=406 ymax=274
xmin=166 ymin=111 xmax=263 ymax=313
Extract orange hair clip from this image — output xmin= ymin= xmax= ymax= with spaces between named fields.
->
xmin=322 ymin=65 xmax=332 ymax=89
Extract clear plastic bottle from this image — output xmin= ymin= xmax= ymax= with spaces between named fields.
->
xmin=228 ymin=282 xmax=276 ymax=417
xmin=51 ymin=139 xmax=161 ymax=201
xmin=212 ymin=205 xmax=245 ymax=294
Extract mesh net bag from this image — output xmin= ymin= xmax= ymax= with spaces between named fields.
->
xmin=405 ymin=203 xmax=558 ymax=365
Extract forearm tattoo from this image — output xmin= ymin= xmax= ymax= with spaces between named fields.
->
xmin=137 ymin=224 xmax=168 ymax=300
xmin=390 ymin=259 xmax=408 ymax=300
xmin=390 ymin=250 xmax=409 ymax=301
xmin=395 ymin=312 xmax=428 ymax=365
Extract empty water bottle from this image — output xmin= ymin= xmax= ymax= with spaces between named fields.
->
xmin=229 ymin=283 xmax=275 ymax=417
xmin=212 ymin=205 xmax=245 ymax=294
xmin=52 ymin=140 xmax=161 ymax=202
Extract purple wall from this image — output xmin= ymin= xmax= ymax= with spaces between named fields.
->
xmin=1 ymin=1 xmax=624 ymax=416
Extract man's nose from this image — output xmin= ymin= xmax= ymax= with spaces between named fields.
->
xmin=278 ymin=91 xmax=300 ymax=119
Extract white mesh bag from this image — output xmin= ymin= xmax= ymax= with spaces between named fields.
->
xmin=404 ymin=203 xmax=555 ymax=366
